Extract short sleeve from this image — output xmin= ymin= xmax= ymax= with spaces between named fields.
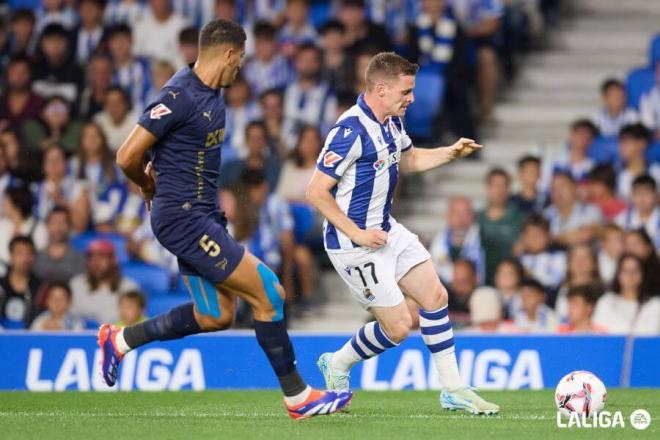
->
xmin=316 ymin=123 xmax=362 ymax=179
xmin=137 ymin=86 xmax=192 ymax=140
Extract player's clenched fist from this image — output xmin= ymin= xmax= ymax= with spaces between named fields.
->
xmin=351 ymin=229 xmax=389 ymax=249
xmin=141 ymin=161 xmax=157 ymax=210
xmin=450 ymin=137 xmax=483 ymax=159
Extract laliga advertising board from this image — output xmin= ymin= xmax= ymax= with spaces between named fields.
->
xmin=0 ymin=333 xmax=658 ymax=391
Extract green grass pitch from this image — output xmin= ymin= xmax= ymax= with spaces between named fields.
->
xmin=1 ymin=390 xmax=658 ymax=439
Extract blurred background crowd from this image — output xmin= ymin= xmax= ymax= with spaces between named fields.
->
xmin=0 ymin=0 xmax=658 ymax=336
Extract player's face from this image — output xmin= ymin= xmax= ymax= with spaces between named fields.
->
xmin=384 ymin=74 xmax=415 ymax=117
xmin=220 ymin=45 xmax=246 ymax=88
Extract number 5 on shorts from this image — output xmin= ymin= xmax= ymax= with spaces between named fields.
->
xmin=354 ymin=262 xmax=378 ymax=286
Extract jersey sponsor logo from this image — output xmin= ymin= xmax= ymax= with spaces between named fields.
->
xmin=343 ymin=127 xmax=353 ymax=138
xmin=205 ymin=129 xmax=225 ymax=147
xmin=323 ymin=151 xmax=343 ymax=167
xmin=150 ymin=103 xmax=172 ymax=120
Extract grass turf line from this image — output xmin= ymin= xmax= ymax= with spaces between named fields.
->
xmin=0 ymin=390 xmax=658 ymax=439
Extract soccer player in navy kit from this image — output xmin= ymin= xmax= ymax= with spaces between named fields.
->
xmin=97 ymin=19 xmax=352 ymax=419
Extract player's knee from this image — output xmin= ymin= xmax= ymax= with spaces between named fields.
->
xmin=196 ymin=308 xmax=234 ymax=331
xmin=383 ymin=317 xmax=412 ymax=344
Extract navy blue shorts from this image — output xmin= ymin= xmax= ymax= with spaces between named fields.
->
xmin=151 ymin=205 xmax=245 ymax=285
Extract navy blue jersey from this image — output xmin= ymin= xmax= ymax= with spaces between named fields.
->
xmin=138 ymin=67 xmax=227 ymax=213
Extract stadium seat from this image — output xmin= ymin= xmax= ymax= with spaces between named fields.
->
xmin=647 ymin=141 xmax=660 ymax=164
xmin=650 ymin=33 xmax=660 ymax=66
xmin=70 ymin=232 xmax=130 ymax=264
xmin=146 ymin=293 xmax=190 ymax=317
xmin=588 ymin=136 xmax=619 ymax=165
xmin=625 ymin=67 xmax=655 ymax=109
xmin=405 ymin=68 xmax=445 ymax=141
xmin=290 ymin=202 xmax=316 ymax=244
xmin=309 ymin=2 xmax=331 ymax=29
xmin=121 ymin=261 xmax=171 ymax=297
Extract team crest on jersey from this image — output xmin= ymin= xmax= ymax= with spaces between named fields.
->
xmin=323 ymin=151 xmax=343 ymax=167
xmin=363 ymin=288 xmax=375 ymax=301
xmin=150 ymin=103 xmax=172 ymax=120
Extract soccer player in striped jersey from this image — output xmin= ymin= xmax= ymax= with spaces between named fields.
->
xmin=306 ymin=52 xmax=499 ymax=415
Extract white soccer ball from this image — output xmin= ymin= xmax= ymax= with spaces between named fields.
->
xmin=555 ymin=370 xmax=607 ymax=417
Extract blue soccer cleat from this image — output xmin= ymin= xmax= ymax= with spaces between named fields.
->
xmin=285 ymin=389 xmax=353 ymax=420
xmin=97 ymin=324 xmax=124 ymax=387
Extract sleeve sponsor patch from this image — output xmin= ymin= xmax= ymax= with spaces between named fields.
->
xmin=150 ymin=103 xmax=172 ymax=120
xmin=323 ymin=151 xmax=343 ymax=167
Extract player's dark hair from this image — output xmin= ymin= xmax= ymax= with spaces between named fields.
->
xmin=199 ymin=18 xmax=246 ymax=51
xmin=179 ymin=26 xmax=199 ymax=45
xmin=253 ymin=20 xmax=277 ymax=40
xmin=320 ymin=19 xmax=345 ymax=35
xmin=619 ymin=123 xmax=650 ymax=142
xmin=11 ymin=8 xmax=35 ymax=24
xmin=632 ymin=174 xmax=657 ymax=192
xmin=9 ymin=235 xmax=35 ymax=253
xmin=5 ymin=186 xmax=34 ymax=218
xmin=520 ymin=278 xmax=546 ymax=295
xmin=365 ymin=52 xmax=419 ymax=91
xmin=587 ymin=164 xmax=617 ymax=193
xmin=522 ymin=213 xmax=550 ymax=233
xmin=570 ymin=118 xmax=598 ymax=138
xmin=107 ymin=23 xmax=132 ymax=39
xmin=517 ymin=154 xmax=540 ymax=169
xmin=486 ymin=167 xmax=510 ymax=185
xmin=566 ymin=283 xmax=602 ymax=305
xmin=600 ymin=77 xmax=623 ymax=94
xmin=120 ymin=290 xmax=147 ymax=309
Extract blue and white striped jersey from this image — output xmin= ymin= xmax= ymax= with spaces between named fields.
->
xmin=316 ymin=94 xmax=413 ymax=251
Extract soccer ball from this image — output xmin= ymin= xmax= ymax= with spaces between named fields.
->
xmin=555 ymin=371 xmax=607 ymax=417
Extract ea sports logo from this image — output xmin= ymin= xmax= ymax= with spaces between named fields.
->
xmin=630 ymin=409 xmax=651 ymax=430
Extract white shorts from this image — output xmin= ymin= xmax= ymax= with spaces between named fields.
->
xmin=327 ymin=222 xmax=431 ymax=310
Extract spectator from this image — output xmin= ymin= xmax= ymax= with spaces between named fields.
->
xmin=0 ymin=128 xmax=36 ymax=182
xmin=29 ymin=282 xmax=85 ymax=331
xmin=349 ymin=48 xmax=379 ymax=100
xmin=243 ymin=21 xmax=293 ymax=97
xmin=540 ymin=119 xmax=597 ymax=195
xmin=278 ymin=0 xmax=317 ymax=57
xmin=104 ymin=0 xmax=145 ymax=26
xmin=144 ymin=60 xmax=176 ymax=104
xmin=319 ymin=20 xmax=352 ymax=96
xmin=70 ymin=239 xmax=139 ymax=324
xmin=598 ymin=223 xmax=625 ymax=286
xmin=276 ymin=125 xmax=322 ymax=202
xmin=447 ymin=258 xmax=477 ymax=328
xmin=94 ymin=86 xmax=137 ymax=152
xmin=115 ymin=290 xmax=147 ymax=326
xmin=513 ymin=278 xmax=558 ymax=333
xmin=517 ymin=213 xmax=566 ymax=296
xmin=107 ymin=24 xmax=152 ymax=111
xmin=73 ymin=0 xmax=107 ymax=65
xmin=586 ymin=164 xmax=627 ymax=221
xmin=452 ymin=0 xmax=503 ymax=123
xmin=617 ymin=123 xmax=660 ymax=199
xmin=593 ymin=254 xmax=660 ymax=335
xmin=592 ymin=78 xmax=638 ymax=138
xmin=177 ymin=26 xmax=199 ymax=67
xmin=467 ymin=286 xmax=503 ymax=332
xmin=32 ymin=145 xmax=90 ymax=232
xmin=214 ymin=0 xmax=240 ymax=22
xmin=494 ymin=257 xmax=523 ymax=320
xmin=133 ymin=0 xmax=189 ymax=68
xmin=129 ymin=214 xmax=178 ymax=275
xmin=623 ymin=229 xmax=660 ymax=296
xmin=0 ymin=187 xmax=48 ymax=264
xmin=34 ymin=207 xmax=85 ymax=284
xmin=556 ymin=285 xmax=606 ymax=334
xmin=511 ymin=154 xmax=544 ymax=214
xmin=22 ymin=95 xmax=82 ymax=155
xmin=0 ymin=236 xmax=43 ymax=329
xmin=224 ymin=75 xmax=262 ymax=160
xmin=477 ymin=168 xmax=524 ymax=285
xmin=98 ymin=180 xmax=147 ymax=235
xmin=615 ymin=175 xmax=659 ymax=250
xmin=172 ymin=0 xmax=214 ymax=30
xmin=0 ymin=54 xmax=45 ymax=132
xmin=554 ymin=243 xmax=603 ymax=321
xmin=258 ymin=89 xmax=285 ymax=154
xmin=543 ymin=171 xmax=603 ymax=246
xmin=79 ymin=53 xmax=114 ymax=119
xmin=429 ymin=196 xmax=484 ymax=284
xmin=35 ymin=0 xmax=77 ymax=33
xmin=639 ymin=61 xmax=660 ymax=140
xmin=31 ymin=24 xmax=84 ymax=104
xmin=282 ymin=43 xmax=337 ymax=151
xmin=0 ymin=141 xmax=20 ymax=219
xmin=337 ymin=0 xmax=392 ymax=54
xmin=221 ymin=121 xmax=280 ymax=189
xmin=6 ymin=9 xmax=36 ymax=56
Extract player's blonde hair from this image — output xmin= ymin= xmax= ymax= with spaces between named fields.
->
xmin=365 ymin=52 xmax=419 ymax=91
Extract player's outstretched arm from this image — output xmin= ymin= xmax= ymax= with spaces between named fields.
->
xmin=306 ymin=170 xmax=388 ymax=249
xmin=399 ymin=137 xmax=483 ymax=174
xmin=116 ymin=125 xmax=158 ymax=208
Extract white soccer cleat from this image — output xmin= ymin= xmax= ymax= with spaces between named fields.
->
xmin=440 ymin=387 xmax=500 ymax=415
xmin=317 ymin=352 xmax=350 ymax=391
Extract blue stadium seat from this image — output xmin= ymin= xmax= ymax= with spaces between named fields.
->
xmin=588 ymin=136 xmax=619 ymax=165
xmin=405 ymin=68 xmax=445 ymax=141
xmin=647 ymin=141 xmax=660 ymax=164
xmin=84 ymin=318 xmax=99 ymax=330
xmin=309 ymin=2 xmax=331 ymax=29
xmin=650 ymin=33 xmax=660 ymax=66
xmin=625 ymin=67 xmax=655 ymax=109
xmin=121 ymin=262 xmax=171 ymax=297
xmin=290 ymin=202 xmax=315 ymax=243
xmin=70 ymin=232 xmax=130 ymax=264
xmin=146 ymin=294 xmax=190 ymax=317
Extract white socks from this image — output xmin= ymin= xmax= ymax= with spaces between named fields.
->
xmin=283 ymin=385 xmax=312 ymax=406
xmin=419 ymin=306 xmax=464 ymax=391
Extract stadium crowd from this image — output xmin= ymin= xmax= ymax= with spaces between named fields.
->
xmin=2 ymin=0 xmax=657 ymax=337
